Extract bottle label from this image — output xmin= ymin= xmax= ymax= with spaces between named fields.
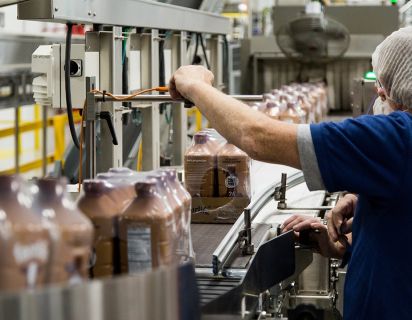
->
xmin=127 ymin=227 xmax=152 ymax=274
xmin=13 ymin=240 xmax=49 ymax=289
xmin=225 ymin=174 xmax=239 ymax=189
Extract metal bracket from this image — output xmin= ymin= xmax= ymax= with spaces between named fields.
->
xmin=274 ymin=173 xmax=288 ymax=209
xmin=238 ymin=208 xmax=254 ymax=256
xmin=85 ymin=76 xmax=97 ymax=179
xmin=274 ymin=172 xmax=334 ymax=211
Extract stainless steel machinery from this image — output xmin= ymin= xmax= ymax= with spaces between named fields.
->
xmin=0 ymin=168 xmax=347 ymax=319
xmin=16 ymin=0 xmax=230 ymax=174
xmin=241 ymin=5 xmax=399 ymax=111
xmin=351 ymin=78 xmax=377 ymax=117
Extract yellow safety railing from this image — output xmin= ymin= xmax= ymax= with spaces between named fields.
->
xmin=0 ymin=105 xmax=82 ymax=175
xmin=187 ymin=107 xmax=204 ymax=132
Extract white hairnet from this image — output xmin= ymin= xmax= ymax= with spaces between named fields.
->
xmin=372 ymin=27 xmax=412 ymax=108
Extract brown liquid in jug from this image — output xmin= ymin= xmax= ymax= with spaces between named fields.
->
xmin=264 ymin=101 xmax=280 ymax=120
xmin=184 ymin=133 xmax=217 ymax=197
xmin=148 ymin=173 xmax=181 ymax=261
xmin=119 ymin=180 xmax=175 ymax=274
xmin=279 ymin=102 xmax=301 ymax=124
xmin=0 ymin=175 xmax=51 ymax=291
xmin=96 ymin=173 xmax=136 ymax=208
xmin=77 ymin=180 xmax=122 ymax=278
xmin=162 ymin=169 xmax=194 ymax=261
xmin=217 ymin=143 xmax=251 ymax=198
xmin=33 ymin=178 xmax=93 ymax=284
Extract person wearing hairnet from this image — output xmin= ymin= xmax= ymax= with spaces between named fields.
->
xmin=169 ymin=27 xmax=412 ymax=319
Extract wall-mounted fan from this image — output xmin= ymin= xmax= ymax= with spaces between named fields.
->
xmin=276 ymin=11 xmax=350 ymax=65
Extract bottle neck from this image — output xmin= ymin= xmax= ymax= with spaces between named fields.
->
xmin=134 ymin=181 xmax=157 ymax=197
xmin=36 ymin=179 xmax=65 ymax=202
xmin=0 ymin=176 xmax=20 ymax=195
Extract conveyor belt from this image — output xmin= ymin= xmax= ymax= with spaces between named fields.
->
xmin=192 ymin=224 xmax=233 ymax=268
xmin=196 ymin=276 xmax=241 ymax=306
xmin=192 ymin=223 xmax=271 ymax=268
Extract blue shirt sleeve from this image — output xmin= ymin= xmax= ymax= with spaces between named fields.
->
xmin=310 ymin=112 xmax=412 ymax=198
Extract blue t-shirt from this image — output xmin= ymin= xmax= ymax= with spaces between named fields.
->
xmin=310 ymin=111 xmax=412 ymax=319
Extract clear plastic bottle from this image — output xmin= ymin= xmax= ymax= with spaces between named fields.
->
xmin=279 ymin=101 xmax=301 ymax=124
xmin=119 ymin=179 xmax=176 ymax=274
xmin=108 ymin=167 xmax=136 ymax=177
xmin=96 ymin=173 xmax=136 ymax=210
xmin=32 ymin=178 xmax=93 ymax=284
xmin=0 ymin=175 xmax=51 ymax=291
xmin=162 ymin=169 xmax=194 ymax=261
xmin=296 ymin=93 xmax=311 ymax=123
xmin=264 ymin=101 xmax=281 ymax=120
xmin=200 ymin=128 xmax=227 ymax=148
xmin=77 ymin=180 xmax=121 ymax=278
xmin=147 ymin=172 xmax=181 ymax=263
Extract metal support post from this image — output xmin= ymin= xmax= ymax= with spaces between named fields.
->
xmin=42 ymin=105 xmax=48 ymax=176
xmin=171 ymin=31 xmax=188 ymax=166
xmin=140 ymin=30 xmax=160 ymax=171
xmin=97 ymin=27 xmax=123 ymax=172
xmin=208 ymin=34 xmax=224 ymax=90
xmin=14 ymin=107 xmax=20 ymax=174
xmin=85 ymin=77 xmax=97 ymax=179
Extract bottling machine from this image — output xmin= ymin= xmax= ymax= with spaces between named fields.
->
xmin=0 ymin=1 xmax=347 ymax=319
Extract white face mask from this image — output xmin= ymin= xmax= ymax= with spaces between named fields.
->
xmin=372 ymin=97 xmax=392 ymax=115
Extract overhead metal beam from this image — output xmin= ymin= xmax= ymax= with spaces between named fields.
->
xmin=17 ymin=0 xmax=230 ymax=34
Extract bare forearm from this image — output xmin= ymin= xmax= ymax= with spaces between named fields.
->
xmin=186 ymin=83 xmax=301 ymax=169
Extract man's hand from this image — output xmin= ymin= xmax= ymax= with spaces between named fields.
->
xmin=169 ymin=65 xmax=214 ymax=101
xmin=327 ymin=194 xmax=357 ymax=246
xmin=281 ymin=214 xmax=347 ymax=259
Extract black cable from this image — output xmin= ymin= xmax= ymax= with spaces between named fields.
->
xmin=191 ymin=33 xmax=200 ymax=65
xmin=65 ymin=23 xmax=80 ymax=149
xmin=223 ymin=35 xmax=229 ymax=90
xmin=159 ymin=36 xmax=165 ymax=88
xmin=198 ymin=34 xmax=210 ymax=70
xmin=122 ymin=27 xmax=130 ymax=109
xmin=159 ymin=35 xmax=167 ymax=115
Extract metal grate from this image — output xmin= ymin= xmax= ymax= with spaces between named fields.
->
xmin=196 ymin=276 xmax=241 ymax=306
xmin=192 ymin=224 xmax=233 ymax=267
xmin=192 ymin=223 xmax=271 ymax=269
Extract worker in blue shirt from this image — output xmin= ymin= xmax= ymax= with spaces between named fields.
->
xmin=169 ymin=27 xmax=412 ymax=319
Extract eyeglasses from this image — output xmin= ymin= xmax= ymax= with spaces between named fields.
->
xmin=375 ymin=79 xmax=399 ymax=104
xmin=375 ymin=79 xmax=384 ymax=90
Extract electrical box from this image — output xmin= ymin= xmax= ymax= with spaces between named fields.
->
xmin=32 ymin=43 xmax=86 ymax=109
xmin=351 ymin=78 xmax=376 ymax=117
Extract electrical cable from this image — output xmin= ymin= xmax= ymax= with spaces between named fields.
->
xmin=199 ymin=33 xmax=211 ymax=70
xmin=65 ymin=23 xmax=80 ymax=149
xmin=122 ymin=28 xmax=131 ymax=109
xmin=223 ymin=35 xmax=229 ymax=90
xmin=159 ymin=35 xmax=166 ymax=90
xmin=78 ymin=99 xmax=86 ymax=191
xmin=77 ymin=86 xmax=167 ymax=188
xmin=90 ymin=86 xmax=169 ymax=101
xmin=192 ymin=33 xmax=200 ymax=65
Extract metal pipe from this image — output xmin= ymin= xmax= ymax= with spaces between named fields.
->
xmin=42 ymin=105 xmax=48 ymax=176
xmin=14 ymin=106 xmax=20 ymax=174
xmin=94 ymin=94 xmax=263 ymax=103
xmin=277 ymin=206 xmax=334 ymax=211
